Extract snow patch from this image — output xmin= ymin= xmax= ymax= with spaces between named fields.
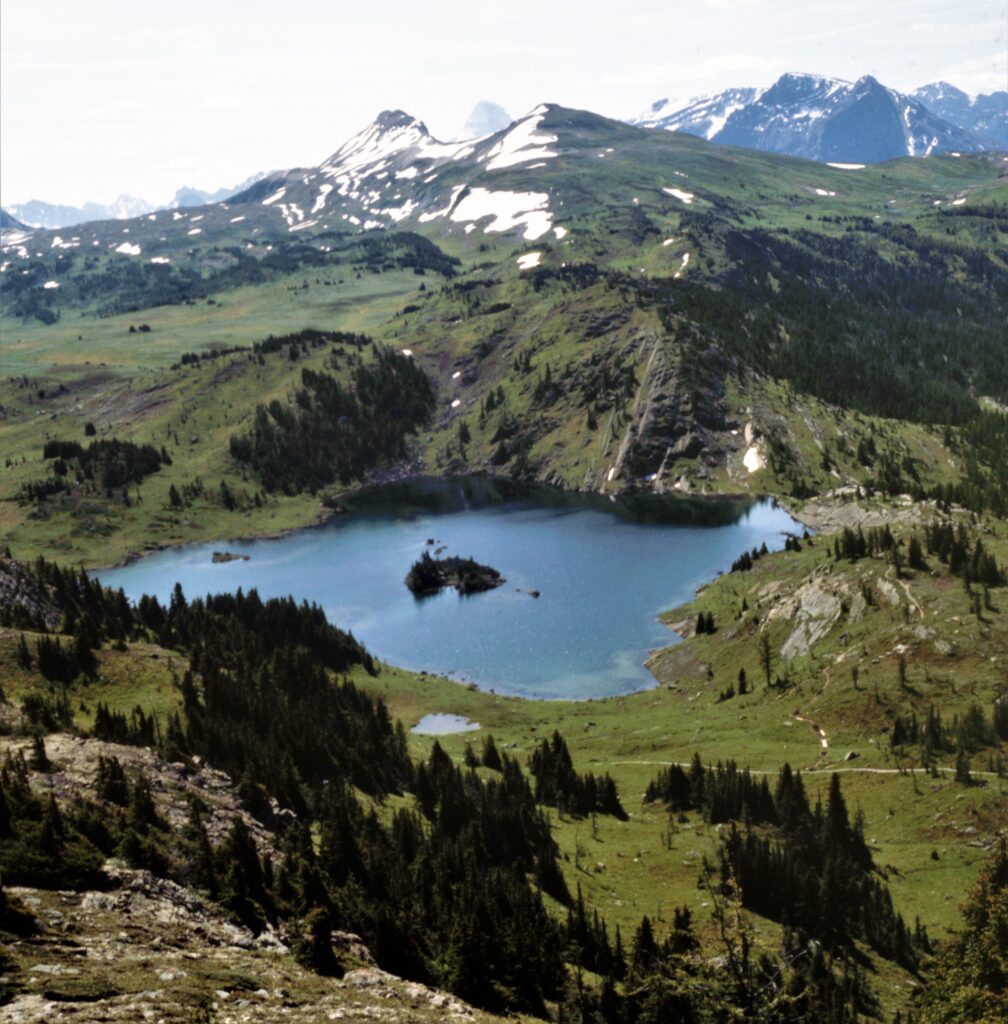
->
xmin=262 ymin=187 xmax=287 ymax=205
xmin=114 ymin=242 xmax=142 ymax=256
xmin=229 ymin=216 xmax=246 ymax=223
xmin=553 ymin=225 xmax=567 ymax=240
xmin=310 ymin=184 xmax=332 ymax=215
xmin=826 ymin=162 xmax=865 ymax=170
xmin=449 ymin=187 xmax=553 ymax=240
xmin=663 ymin=187 xmax=694 ymax=204
xmin=516 ymin=251 xmax=541 ymax=269
xmin=401 ymin=348 xmax=413 ymax=357
xmin=380 ymin=199 xmax=419 ymax=222
xmin=43 ymin=280 xmax=59 ymax=289
xmin=814 ymin=188 xmax=837 ymax=197
xmin=418 ymin=184 xmax=467 ymax=223
xmin=743 ymin=445 xmax=765 ymax=473
xmin=482 ymin=110 xmax=558 ymax=171
xmin=187 ymin=228 xmax=202 ymax=235
xmin=450 ymin=399 xmax=461 ymax=408
xmin=149 ymin=256 xmax=171 ymax=264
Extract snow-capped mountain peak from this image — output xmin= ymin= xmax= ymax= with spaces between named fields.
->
xmin=913 ymin=81 xmax=1008 ymax=150
xmin=322 ymin=111 xmax=436 ymax=176
xmin=631 ymin=71 xmax=988 ymax=163
xmin=634 ymin=87 xmax=757 ymax=141
xmin=244 ymin=105 xmax=570 ymax=236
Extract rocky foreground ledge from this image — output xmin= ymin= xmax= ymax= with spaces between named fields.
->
xmin=5 ymin=869 xmax=490 ymax=1023
xmin=0 ymin=733 xmax=506 ymax=1024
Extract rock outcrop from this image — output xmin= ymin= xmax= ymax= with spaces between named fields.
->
xmin=0 ymin=555 xmax=62 ymax=632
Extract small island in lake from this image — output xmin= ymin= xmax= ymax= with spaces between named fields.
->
xmin=405 ymin=550 xmax=505 ymax=596
xmin=211 ymin=551 xmax=250 ymax=564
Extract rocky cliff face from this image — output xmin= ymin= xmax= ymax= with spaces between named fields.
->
xmin=610 ymin=334 xmax=734 ymax=489
xmin=0 ymin=556 xmax=62 ymax=632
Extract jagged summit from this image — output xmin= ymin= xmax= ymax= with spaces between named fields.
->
xmin=632 ymin=70 xmax=988 ymax=162
xmin=229 ymin=103 xmax=576 ymax=237
xmin=913 ymin=81 xmax=1008 ymax=149
xmin=320 ymin=109 xmax=441 ymax=176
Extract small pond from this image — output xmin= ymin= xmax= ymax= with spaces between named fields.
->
xmin=412 ymin=714 xmax=481 ymax=735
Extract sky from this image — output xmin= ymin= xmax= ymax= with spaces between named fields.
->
xmin=2 ymin=0 xmax=1005 ymax=207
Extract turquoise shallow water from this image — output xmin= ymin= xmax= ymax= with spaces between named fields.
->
xmin=95 ymin=478 xmax=803 ymax=699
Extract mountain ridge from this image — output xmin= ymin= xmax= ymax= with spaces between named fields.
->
xmin=913 ymin=79 xmax=1008 ymax=149
xmin=631 ymin=71 xmax=998 ymax=162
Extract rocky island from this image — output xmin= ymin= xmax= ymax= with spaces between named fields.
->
xmin=211 ymin=550 xmax=250 ymax=564
xmin=405 ymin=550 xmax=504 ymax=596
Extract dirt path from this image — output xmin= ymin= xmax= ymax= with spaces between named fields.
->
xmin=610 ymin=759 xmax=999 ymax=779
xmin=887 ymin=567 xmax=924 ymax=619
xmin=793 ymin=711 xmax=829 ymax=765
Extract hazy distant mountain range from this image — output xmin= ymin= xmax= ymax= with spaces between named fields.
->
xmin=5 ymin=174 xmax=269 ymax=230
xmin=631 ymin=72 xmax=1007 ymax=162
xmin=912 ymin=80 xmax=1008 ymax=149
xmin=0 ymin=208 xmax=26 ymax=230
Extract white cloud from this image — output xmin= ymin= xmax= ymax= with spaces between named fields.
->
xmin=936 ymin=51 xmax=1008 ymax=96
xmin=602 ymin=52 xmax=779 ymax=90
xmin=909 ymin=21 xmax=953 ymax=35
xmin=203 ymin=95 xmax=249 ymax=111
xmin=88 ymin=98 xmax=148 ymax=118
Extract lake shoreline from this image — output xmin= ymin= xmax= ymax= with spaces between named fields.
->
xmin=94 ymin=478 xmax=803 ymax=703
xmin=92 ymin=470 xmax=804 ymax=572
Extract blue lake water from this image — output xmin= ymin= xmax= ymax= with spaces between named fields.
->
xmin=95 ymin=477 xmax=803 ymax=699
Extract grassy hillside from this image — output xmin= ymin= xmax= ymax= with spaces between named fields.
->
xmin=3 ymin=512 xmax=1007 ymax=1017
xmin=2 ymin=113 xmax=1007 ymax=1021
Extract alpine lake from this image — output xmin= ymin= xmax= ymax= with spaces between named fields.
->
xmin=96 ymin=477 xmax=804 ymax=701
